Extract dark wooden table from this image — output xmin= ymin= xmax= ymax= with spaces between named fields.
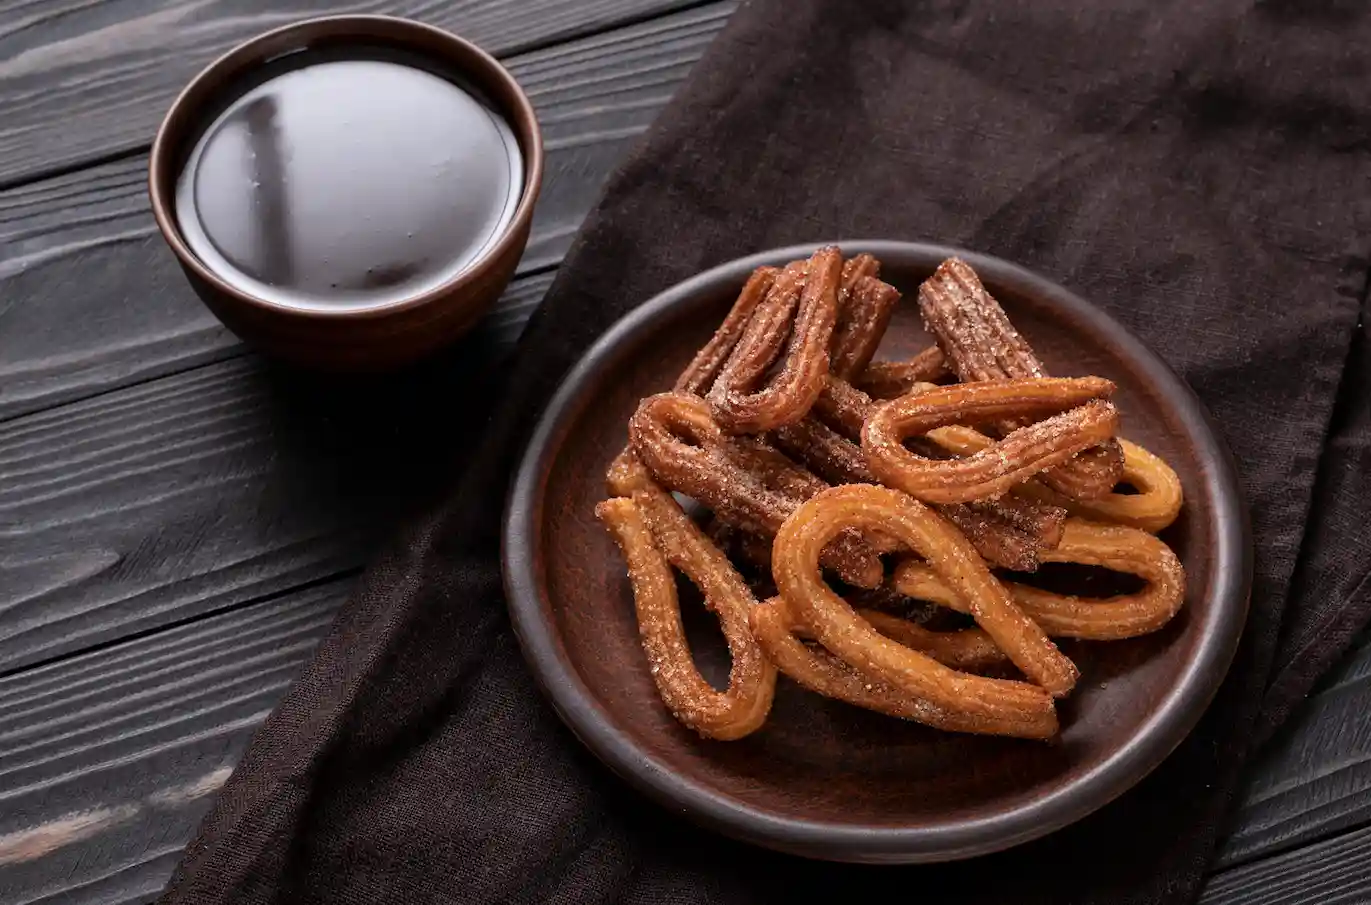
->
xmin=1 ymin=2 xmax=1369 ymax=903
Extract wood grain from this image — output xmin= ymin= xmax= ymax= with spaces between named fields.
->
xmin=1201 ymin=823 xmax=1371 ymax=904
xmin=0 ymin=269 xmax=556 ymax=673
xmin=0 ymin=0 xmax=707 ymax=188
xmin=0 ymin=1 xmax=736 ymax=420
xmin=1217 ymin=624 xmax=1371 ymax=867
xmin=0 ymin=580 xmax=348 ymax=905
xmin=2 ymin=600 xmax=1368 ymax=905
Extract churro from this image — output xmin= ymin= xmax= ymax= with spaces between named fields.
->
xmin=893 ymin=518 xmax=1185 ymax=639
xmin=862 ymin=378 xmax=1119 ymax=504
xmin=918 ymin=257 xmax=1125 ymax=500
xmin=597 ymin=492 xmax=776 ymax=740
xmin=772 ymin=484 xmax=1079 ymax=698
xmin=709 ymin=247 xmax=841 ymax=432
xmin=855 ymin=346 xmax=950 ymax=398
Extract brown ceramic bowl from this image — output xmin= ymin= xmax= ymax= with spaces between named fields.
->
xmin=503 ymin=241 xmax=1251 ymax=864
xmin=149 ymin=15 xmax=543 ymax=370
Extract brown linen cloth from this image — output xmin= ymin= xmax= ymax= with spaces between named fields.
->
xmin=160 ymin=1 xmax=1371 ymax=903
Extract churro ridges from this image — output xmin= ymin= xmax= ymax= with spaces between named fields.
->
xmin=918 ymin=257 xmax=1125 ymax=500
xmin=709 ymin=246 xmax=842 ymax=433
xmin=861 ymin=378 xmax=1120 ymax=504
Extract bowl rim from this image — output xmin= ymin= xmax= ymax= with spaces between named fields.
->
xmin=147 ymin=14 xmax=544 ymax=322
xmin=501 ymin=240 xmax=1252 ymax=864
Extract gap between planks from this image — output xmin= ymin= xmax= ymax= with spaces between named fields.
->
xmin=0 ymin=0 xmax=719 ymax=191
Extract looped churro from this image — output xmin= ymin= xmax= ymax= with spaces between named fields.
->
xmin=709 ymin=247 xmax=841 ymax=432
xmin=773 ymin=483 xmax=1078 ymax=704
xmin=861 ymin=377 xmax=1119 ymax=504
xmin=921 ymin=425 xmax=1184 ymax=533
xmin=629 ymin=391 xmax=884 ymax=588
xmin=893 ymin=518 xmax=1186 ymax=640
xmin=1021 ymin=440 xmax=1184 ymax=533
xmin=772 ymin=414 xmax=1068 ymax=571
xmin=918 ymin=257 xmax=1124 ymax=500
xmin=750 ymin=596 xmax=1050 ymax=738
xmin=596 ymin=492 xmax=776 ymax=740
xmin=675 ymin=265 xmax=779 ymax=395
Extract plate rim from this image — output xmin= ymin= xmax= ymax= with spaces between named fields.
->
xmin=501 ymin=239 xmax=1253 ymax=864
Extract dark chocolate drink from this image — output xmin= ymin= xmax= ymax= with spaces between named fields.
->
xmin=175 ymin=45 xmax=523 ymax=310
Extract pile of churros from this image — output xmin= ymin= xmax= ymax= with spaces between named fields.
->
xmin=595 ymin=248 xmax=1185 ymax=741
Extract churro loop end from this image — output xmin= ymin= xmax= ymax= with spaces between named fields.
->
xmin=894 ymin=517 xmax=1186 ymax=640
xmin=597 ymin=492 xmax=776 ymax=740
xmin=861 ymin=378 xmax=1119 ymax=504
xmin=773 ymin=484 xmax=1076 ymax=723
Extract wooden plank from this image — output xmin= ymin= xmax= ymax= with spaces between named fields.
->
xmin=0 ymin=0 xmax=705 ymax=188
xmin=0 ymin=268 xmax=553 ymax=672
xmin=1200 ymin=823 xmax=1371 ymax=905
xmin=1217 ymin=625 xmax=1371 ymax=867
xmin=1 ymin=596 xmax=1368 ymax=905
xmin=0 ymin=580 xmax=348 ymax=905
xmin=0 ymin=2 xmax=736 ymax=419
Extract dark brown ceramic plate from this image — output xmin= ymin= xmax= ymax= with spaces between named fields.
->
xmin=502 ymin=241 xmax=1250 ymax=864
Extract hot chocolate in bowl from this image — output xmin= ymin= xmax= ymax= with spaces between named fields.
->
xmin=149 ymin=16 xmax=544 ymax=370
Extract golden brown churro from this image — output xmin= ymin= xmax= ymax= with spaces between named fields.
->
xmin=862 ymin=378 xmax=1119 ymax=504
xmin=675 ymin=266 xmax=779 ymax=395
xmin=773 ymin=484 xmax=1078 ymax=699
xmin=1018 ymin=440 xmax=1184 ymax=533
xmin=709 ymin=247 xmax=841 ymax=433
xmin=629 ymin=392 xmax=884 ymax=588
xmin=919 ymin=426 xmax=1184 ymax=534
xmin=918 ymin=258 xmax=1124 ymax=500
xmin=596 ymin=494 xmax=776 ymax=740
xmin=893 ymin=518 xmax=1185 ymax=640
xmin=750 ymin=596 xmax=1053 ymax=738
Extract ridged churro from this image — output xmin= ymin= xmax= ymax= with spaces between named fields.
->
xmin=862 ymin=378 xmax=1119 ymax=504
xmin=709 ymin=247 xmax=841 ymax=432
xmin=597 ymin=492 xmax=776 ymax=740
xmin=893 ymin=518 xmax=1185 ymax=639
xmin=773 ymin=484 xmax=1079 ymax=699
xmin=918 ymin=257 xmax=1125 ymax=500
